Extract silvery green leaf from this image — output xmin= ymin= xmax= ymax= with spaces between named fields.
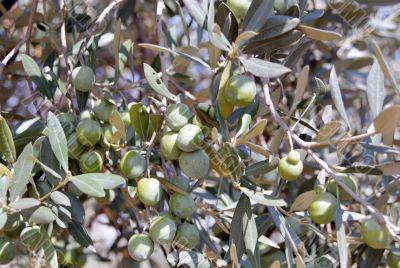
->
xmin=239 ymin=56 xmax=291 ymax=78
xmin=367 ymin=60 xmax=385 ymax=118
xmin=329 ymin=66 xmax=351 ymax=130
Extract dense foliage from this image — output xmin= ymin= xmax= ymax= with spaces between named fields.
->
xmin=1 ymin=0 xmax=400 ymax=267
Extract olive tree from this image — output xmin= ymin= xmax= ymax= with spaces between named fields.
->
xmin=0 ymin=0 xmax=400 ymax=267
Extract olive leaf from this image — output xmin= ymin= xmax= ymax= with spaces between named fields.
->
xmin=239 ymin=56 xmax=291 ymax=78
xmin=143 ymin=63 xmax=177 ymax=101
xmin=21 ymin=54 xmax=53 ymax=99
xmin=70 ymin=175 xmax=105 ymax=198
xmin=129 ymin=102 xmax=150 ymax=141
xmin=0 ymin=114 xmax=16 ymax=162
xmin=47 ymin=112 xmax=68 ymax=172
xmin=297 ymin=25 xmax=342 ymax=40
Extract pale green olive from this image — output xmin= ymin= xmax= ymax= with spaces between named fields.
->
xmin=128 ymin=234 xmax=154 ymax=261
xmin=137 ymin=178 xmax=163 ymax=206
xmin=165 ymin=103 xmax=191 ymax=131
xmin=178 ymin=150 xmax=210 ymax=179
xmin=72 ymin=66 xmax=95 ymax=92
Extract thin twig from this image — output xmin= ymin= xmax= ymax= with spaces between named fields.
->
xmin=263 ymin=83 xmax=400 ymax=239
xmin=0 ymin=0 xmax=39 ymax=75
xmin=156 ymin=0 xmax=168 ymax=87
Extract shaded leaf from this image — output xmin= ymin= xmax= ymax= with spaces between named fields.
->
xmin=247 ymin=16 xmax=300 ymax=43
xmin=245 ymin=157 xmax=279 ymax=177
xmin=243 ymin=0 xmax=274 ymax=31
xmin=68 ymin=220 xmax=94 ymax=248
xmin=236 ymin=119 xmax=267 ymax=145
xmin=21 ymin=54 xmax=52 ymax=99
xmin=129 ymin=103 xmax=150 ymax=141
xmin=290 ymin=191 xmax=315 ymax=212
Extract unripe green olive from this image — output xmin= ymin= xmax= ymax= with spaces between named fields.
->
xmin=119 ymin=150 xmax=146 ymax=179
xmin=170 ymin=175 xmax=190 ymax=192
xmin=360 ymin=216 xmax=390 ymax=249
xmin=79 ymin=110 xmax=94 ymax=120
xmin=327 ymin=174 xmax=358 ymax=201
xmin=0 ymin=238 xmax=15 ymax=265
xmin=161 ymin=132 xmax=182 ymax=160
xmin=278 ymin=151 xmax=303 ymax=181
xmin=274 ymin=0 xmax=298 ymax=14
xmin=165 ymin=103 xmax=191 ymax=131
xmin=177 ymin=124 xmax=204 ymax=152
xmin=75 ymin=252 xmax=87 ymax=267
xmin=93 ymin=98 xmax=115 ymax=122
xmin=174 ymin=222 xmax=199 ymax=250
xmin=72 ymin=66 xmax=95 ymax=92
xmin=149 ymin=215 xmax=177 ymax=244
xmin=224 ymin=75 xmax=257 ymax=107
xmin=261 ymin=251 xmax=287 ymax=268
xmin=227 ymin=0 xmax=251 ymax=20
xmin=388 ymin=251 xmax=400 ymax=268
xmin=137 ymin=178 xmax=163 ymax=206
xmin=178 ymin=150 xmax=210 ymax=179
xmin=76 ymin=119 xmax=102 ymax=146
xmin=102 ymin=123 xmax=119 ymax=143
xmin=169 ymin=193 xmax=195 ymax=219
xmin=128 ymin=234 xmax=154 ymax=261
xmin=67 ymin=132 xmax=86 ymax=160
xmin=79 ymin=151 xmax=103 ymax=173
xmin=0 ymin=212 xmax=21 ymax=231
xmin=307 ymin=192 xmax=337 ymax=224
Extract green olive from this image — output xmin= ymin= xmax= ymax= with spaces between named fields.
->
xmin=0 ymin=212 xmax=21 ymax=231
xmin=388 ymin=251 xmax=400 ymax=268
xmin=137 ymin=178 xmax=163 ymax=206
xmin=174 ymin=222 xmax=199 ymax=250
xmin=79 ymin=110 xmax=94 ymax=120
xmin=76 ymin=119 xmax=102 ymax=146
xmin=224 ymin=75 xmax=257 ymax=107
xmin=227 ymin=0 xmax=251 ymax=20
xmin=360 ymin=216 xmax=390 ymax=249
xmin=177 ymin=124 xmax=204 ymax=152
xmin=327 ymin=174 xmax=358 ymax=201
xmin=165 ymin=103 xmax=191 ymax=131
xmin=79 ymin=151 xmax=103 ymax=173
xmin=119 ymin=150 xmax=146 ymax=179
xmin=170 ymin=175 xmax=190 ymax=192
xmin=0 ymin=238 xmax=15 ymax=265
xmin=67 ymin=132 xmax=86 ymax=160
xmin=75 ymin=252 xmax=87 ymax=267
xmin=178 ymin=150 xmax=210 ymax=179
xmin=307 ymin=192 xmax=337 ymax=224
xmin=72 ymin=66 xmax=95 ymax=92
xmin=169 ymin=193 xmax=195 ymax=219
xmin=161 ymin=132 xmax=182 ymax=160
xmin=261 ymin=251 xmax=287 ymax=268
xmin=93 ymin=98 xmax=115 ymax=122
xmin=278 ymin=151 xmax=303 ymax=181
xmin=149 ymin=215 xmax=177 ymax=244
xmin=128 ymin=234 xmax=154 ymax=261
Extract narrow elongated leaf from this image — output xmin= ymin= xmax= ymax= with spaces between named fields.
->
xmin=245 ymin=158 xmax=279 ymax=176
xmin=21 ymin=226 xmax=58 ymax=268
xmin=70 ymin=173 xmax=125 ymax=190
xmin=47 ymin=112 xmax=68 ymax=172
xmin=236 ymin=119 xmax=267 ymax=145
xmin=335 ymin=202 xmax=349 ymax=268
xmin=373 ymin=106 xmax=400 ymax=134
xmin=329 ymin=67 xmax=351 ymax=130
xmin=298 ymin=25 xmax=342 ymax=40
xmin=240 ymin=187 xmax=287 ymax=206
xmin=181 ymin=0 xmax=206 ymax=27
xmin=229 ymin=194 xmax=247 ymax=262
xmin=207 ymin=0 xmax=231 ymax=51
xmin=235 ymin=31 xmax=258 ymax=47
xmin=371 ymin=40 xmax=399 ymax=93
xmin=68 ymin=220 xmax=94 ymax=248
xmin=248 ymin=16 xmax=300 ymax=43
xmin=235 ymin=114 xmax=252 ymax=140
xmin=243 ymin=0 xmax=274 ymax=31
xmin=9 ymin=143 xmax=35 ymax=202
xmin=21 ymin=54 xmax=52 ymax=99
xmin=290 ymin=191 xmax=315 ymax=212
xmin=239 ymin=56 xmax=291 ymax=78
xmin=144 ymin=63 xmax=177 ymax=101
xmin=0 ymin=115 xmax=16 ymax=162
xmin=9 ymin=198 xmax=40 ymax=210
xmin=70 ymin=176 xmax=105 ymax=197
xmin=367 ymin=60 xmax=385 ymax=118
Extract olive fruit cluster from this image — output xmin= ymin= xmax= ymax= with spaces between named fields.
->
xmin=161 ymin=103 xmax=210 ymax=180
